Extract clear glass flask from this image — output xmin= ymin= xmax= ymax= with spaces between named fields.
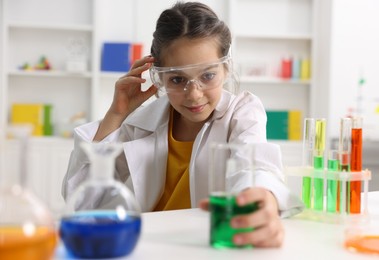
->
xmin=0 ymin=125 xmax=57 ymax=260
xmin=59 ymin=142 xmax=142 ymax=258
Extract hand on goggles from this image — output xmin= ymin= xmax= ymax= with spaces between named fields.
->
xmin=149 ymin=56 xmax=231 ymax=95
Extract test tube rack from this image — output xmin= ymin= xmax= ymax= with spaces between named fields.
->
xmin=284 ymin=166 xmax=371 ymax=223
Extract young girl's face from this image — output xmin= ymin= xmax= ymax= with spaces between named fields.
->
xmin=160 ymin=37 xmax=226 ymax=125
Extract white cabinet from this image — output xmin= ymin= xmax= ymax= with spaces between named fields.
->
xmin=3 ymin=138 xmax=74 ymax=219
xmin=227 ymin=0 xmax=315 ymax=117
xmin=0 ymin=0 xmax=95 ymax=140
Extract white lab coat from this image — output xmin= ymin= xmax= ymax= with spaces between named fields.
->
xmin=62 ymin=90 xmax=303 ymax=217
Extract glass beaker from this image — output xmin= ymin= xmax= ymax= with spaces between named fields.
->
xmin=59 ymin=142 xmax=142 ymax=259
xmin=0 ymin=125 xmax=57 ymax=260
xmin=208 ymin=142 xmax=257 ymax=249
xmin=344 ymin=214 xmax=379 ymax=255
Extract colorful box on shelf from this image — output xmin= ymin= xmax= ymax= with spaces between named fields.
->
xmin=11 ymin=103 xmax=53 ymax=136
xmin=284 ymin=166 xmax=371 ymax=223
xmin=266 ymin=110 xmax=301 ymax=140
xmin=101 ymin=42 xmax=143 ymax=72
xmin=281 ymin=56 xmax=311 ymax=80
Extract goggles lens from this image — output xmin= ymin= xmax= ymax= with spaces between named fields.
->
xmin=149 ymin=56 xmax=231 ymax=94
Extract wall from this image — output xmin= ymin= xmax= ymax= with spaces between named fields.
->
xmin=329 ymin=0 xmax=379 ymax=139
xmin=328 ymin=0 xmax=379 ymax=190
xmin=96 ymin=0 xmax=227 ymax=63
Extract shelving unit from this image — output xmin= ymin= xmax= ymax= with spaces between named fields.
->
xmin=0 ymin=0 xmax=96 ymax=217
xmin=1 ymin=0 xmax=95 ymax=140
xmin=228 ymin=0 xmax=314 ymax=118
xmin=0 ymin=0 xmax=143 ymax=217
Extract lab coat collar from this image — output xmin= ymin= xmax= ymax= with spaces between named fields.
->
xmin=213 ymin=89 xmax=233 ymax=120
xmin=125 ymin=96 xmax=171 ymax=132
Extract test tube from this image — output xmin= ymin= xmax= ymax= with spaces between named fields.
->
xmin=313 ymin=118 xmax=326 ymax=211
xmin=302 ymin=118 xmax=315 ymax=209
xmin=327 ymin=150 xmax=339 ymax=213
xmin=338 ymin=118 xmax=351 ymax=213
xmin=350 ymin=117 xmax=363 ymax=214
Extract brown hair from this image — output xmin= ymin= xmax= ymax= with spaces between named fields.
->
xmin=150 ymin=1 xmax=231 ymax=66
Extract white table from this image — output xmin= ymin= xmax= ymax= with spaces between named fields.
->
xmin=55 ymin=192 xmax=379 ymax=259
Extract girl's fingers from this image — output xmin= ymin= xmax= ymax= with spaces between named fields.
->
xmin=236 ymin=188 xmax=269 ymax=206
xmin=231 ymin=210 xmax=264 ymax=229
xmin=129 ymin=62 xmax=153 ymax=76
xmin=198 ymin=199 xmax=210 ymax=211
xmin=231 ymin=192 xmax=279 ymax=232
xmin=116 ymin=75 xmax=147 ymax=88
xmin=118 ymin=56 xmax=154 ymax=79
xmin=130 ymin=55 xmax=154 ymax=69
xmin=233 ymin=220 xmax=284 ymax=247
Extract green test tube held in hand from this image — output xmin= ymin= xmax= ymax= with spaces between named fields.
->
xmin=313 ymin=118 xmax=326 ymax=211
xmin=302 ymin=118 xmax=315 ymax=208
xmin=327 ymin=150 xmax=339 ymax=213
xmin=338 ymin=118 xmax=352 ymax=213
xmin=350 ymin=117 xmax=363 ymax=214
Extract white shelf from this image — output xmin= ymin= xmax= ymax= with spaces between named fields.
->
xmin=235 ymin=33 xmax=313 ymax=41
xmin=8 ymin=22 xmax=93 ymax=32
xmin=239 ymin=76 xmax=311 ymax=85
xmin=8 ymin=70 xmax=92 ymax=78
xmin=100 ymin=71 xmax=125 ymax=79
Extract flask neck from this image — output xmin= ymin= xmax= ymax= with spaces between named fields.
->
xmin=90 ymin=154 xmax=115 ymax=180
xmin=80 ymin=142 xmax=123 ymax=181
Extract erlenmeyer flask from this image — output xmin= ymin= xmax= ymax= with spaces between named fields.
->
xmin=59 ymin=142 xmax=142 ymax=259
xmin=0 ymin=125 xmax=57 ymax=260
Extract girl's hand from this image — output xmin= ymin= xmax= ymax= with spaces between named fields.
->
xmin=110 ymin=55 xmax=157 ymax=117
xmin=199 ymin=187 xmax=284 ymax=248
xmin=94 ymin=56 xmax=157 ymax=141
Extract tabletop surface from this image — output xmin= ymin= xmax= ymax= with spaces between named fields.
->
xmin=55 ymin=192 xmax=379 ymax=260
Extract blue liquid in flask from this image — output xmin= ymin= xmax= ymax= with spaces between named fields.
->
xmin=59 ymin=211 xmax=141 ymax=258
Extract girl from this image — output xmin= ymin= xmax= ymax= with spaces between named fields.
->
xmin=62 ymin=1 xmax=303 ymax=248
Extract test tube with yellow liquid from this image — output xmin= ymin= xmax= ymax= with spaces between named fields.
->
xmin=313 ymin=118 xmax=326 ymax=211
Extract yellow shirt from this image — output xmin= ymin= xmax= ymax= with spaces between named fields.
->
xmin=154 ymin=110 xmax=193 ymax=211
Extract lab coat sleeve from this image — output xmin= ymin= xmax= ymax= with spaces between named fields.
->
xmin=227 ymin=92 xmax=303 ymax=217
xmin=252 ymin=143 xmax=304 ymax=218
xmin=61 ymin=120 xmax=121 ymax=201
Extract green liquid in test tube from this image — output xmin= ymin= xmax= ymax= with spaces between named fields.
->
xmin=313 ymin=119 xmax=326 ymax=211
xmin=327 ymin=150 xmax=339 ymax=213
xmin=302 ymin=118 xmax=315 ymax=209
xmin=313 ymin=151 xmax=324 ymax=210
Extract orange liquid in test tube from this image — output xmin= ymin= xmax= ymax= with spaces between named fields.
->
xmin=350 ymin=118 xmax=362 ymax=214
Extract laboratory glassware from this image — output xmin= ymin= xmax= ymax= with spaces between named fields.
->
xmin=0 ymin=125 xmax=57 ymax=260
xmin=59 ymin=142 xmax=142 ymax=258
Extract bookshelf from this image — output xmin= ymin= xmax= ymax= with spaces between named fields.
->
xmin=227 ymin=0 xmax=316 ymax=121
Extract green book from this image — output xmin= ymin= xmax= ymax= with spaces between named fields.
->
xmin=266 ymin=111 xmax=288 ymax=140
xmin=43 ymin=104 xmax=53 ymax=136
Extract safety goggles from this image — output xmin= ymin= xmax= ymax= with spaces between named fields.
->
xmin=149 ymin=55 xmax=231 ymax=95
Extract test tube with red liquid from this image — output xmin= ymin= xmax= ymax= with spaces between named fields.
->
xmin=350 ymin=117 xmax=363 ymax=214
